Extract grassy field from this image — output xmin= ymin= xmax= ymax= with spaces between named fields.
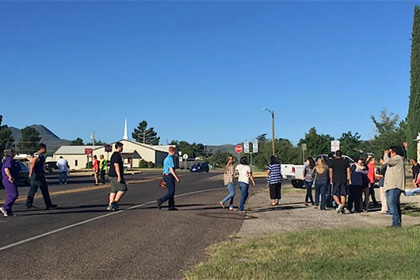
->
xmin=186 ymin=226 xmax=420 ymax=280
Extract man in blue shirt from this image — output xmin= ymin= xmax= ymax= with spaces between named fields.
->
xmin=157 ymin=147 xmax=180 ymax=211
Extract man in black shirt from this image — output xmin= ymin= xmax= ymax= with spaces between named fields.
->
xmin=107 ymin=142 xmax=127 ymax=211
xmin=329 ymin=150 xmax=351 ymax=213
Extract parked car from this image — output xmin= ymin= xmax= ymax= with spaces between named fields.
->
xmin=190 ymin=162 xmax=209 ymax=172
xmin=0 ymin=161 xmax=30 ymax=187
xmin=45 ymin=161 xmax=58 ymax=173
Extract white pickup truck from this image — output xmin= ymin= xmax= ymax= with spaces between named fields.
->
xmin=281 ymin=164 xmax=305 ymax=188
xmin=281 ymin=154 xmax=354 ymax=188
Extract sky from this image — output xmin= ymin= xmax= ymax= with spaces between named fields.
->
xmin=0 ymin=1 xmax=416 ymax=146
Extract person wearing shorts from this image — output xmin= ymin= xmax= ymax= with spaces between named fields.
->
xmin=107 ymin=142 xmax=127 ymax=211
xmin=329 ymin=150 xmax=351 ymax=214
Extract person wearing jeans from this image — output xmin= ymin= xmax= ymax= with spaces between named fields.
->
xmin=312 ymin=158 xmax=329 ymax=210
xmin=383 ymin=146 xmax=405 ymax=227
xmin=235 ymin=156 xmax=256 ymax=213
xmin=157 ymin=146 xmax=180 ymax=211
xmin=304 ymin=158 xmax=315 ymax=206
xmin=220 ymin=155 xmax=236 ymax=210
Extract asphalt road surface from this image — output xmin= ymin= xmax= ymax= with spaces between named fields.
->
xmin=0 ymin=171 xmax=266 ymax=279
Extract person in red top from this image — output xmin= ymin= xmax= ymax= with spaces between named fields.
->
xmin=366 ymin=157 xmax=379 ymax=207
xmin=93 ymin=155 xmax=99 ymax=186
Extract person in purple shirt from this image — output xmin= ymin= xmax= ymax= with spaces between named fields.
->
xmin=1 ymin=148 xmax=20 ymax=217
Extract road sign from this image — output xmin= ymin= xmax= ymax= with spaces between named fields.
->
xmin=84 ymin=148 xmax=93 ymax=155
xmin=235 ymin=145 xmax=243 ymax=153
xmin=253 ymin=139 xmax=258 ymax=153
xmin=183 ymin=154 xmax=189 ymax=159
xmin=244 ymin=141 xmax=249 ymax=153
xmin=105 ymin=144 xmax=112 ymax=152
xmin=331 ymin=140 xmax=340 ymax=152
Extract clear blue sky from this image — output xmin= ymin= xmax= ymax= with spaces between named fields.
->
xmin=0 ymin=1 xmax=416 ymax=146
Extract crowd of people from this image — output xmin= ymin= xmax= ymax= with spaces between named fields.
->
xmin=0 ymin=143 xmax=417 ymax=228
xmin=216 ymin=146 xmax=412 ymax=228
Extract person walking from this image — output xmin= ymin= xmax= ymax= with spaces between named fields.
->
xmin=383 ymin=146 xmax=405 ymax=227
xmin=107 ymin=142 xmax=127 ymax=211
xmin=367 ymin=156 xmax=379 ymax=207
xmin=312 ymin=158 xmax=329 ymax=210
xmin=329 ymin=150 xmax=351 ymax=214
xmin=235 ymin=156 xmax=256 ymax=213
xmin=26 ymin=143 xmax=57 ymax=210
xmin=219 ymin=155 xmax=236 ymax=210
xmin=1 ymin=148 xmax=20 ymax=217
xmin=99 ymin=154 xmax=107 ymax=184
xmin=266 ymin=156 xmax=282 ymax=206
xmin=93 ymin=155 xmax=99 ymax=186
xmin=56 ymin=156 xmax=69 ymax=185
xmin=303 ymin=157 xmax=315 ymax=206
xmin=157 ymin=146 xmax=180 ymax=211
xmin=348 ymin=157 xmax=367 ymax=213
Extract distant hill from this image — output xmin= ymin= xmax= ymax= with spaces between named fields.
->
xmin=10 ymin=125 xmax=71 ymax=152
xmin=206 ymin=144 xmax=236 ymax=155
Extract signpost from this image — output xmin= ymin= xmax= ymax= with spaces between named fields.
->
xmin=183 ymin=154 xmax=189 ymax=170
xmin=85 ymin=148 xmax=93 ymax=155
xmin=331 ymin=140 xmax=340 ymax=152
xmin=253 ymin=139 xmax=258 ymax=153
xmin=244 ymin=141 xmax=250 ymax=154
xmin=235 ymin=145 xmax=243 ymax=154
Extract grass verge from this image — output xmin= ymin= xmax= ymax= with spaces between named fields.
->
xmin=186 ymin=226 xmax=420 ymax=280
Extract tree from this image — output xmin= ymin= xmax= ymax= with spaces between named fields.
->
xmin=169 ymin=140 xmax=207 ymax=159
xmin=252 ymin=137 xmax=300 ymax=170
xmin=86 ymin=140 xmax=107 ymax=146
xmin=208 ymin=150 xmax=231 ymax=168
xmin=370 ymin=110 xmax=407 ymax=157
xmin=17 ymin=126 xmax=41 ymax=154
xmin=339 ymin=131 xmax=361 ymax=159
xmin=407 ymin=5 xmax=420 ymax=159
xmin=132 ymin=121 xmax=160 ymax=145
xmin=298 ymin=127 xmax=334 ymax=158
xmin=0 ymin=116 xmax=14 ymax=158
xmin=70 ymin=137 xmax=84 ymax=146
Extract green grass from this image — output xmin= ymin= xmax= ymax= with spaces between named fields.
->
xmin=186 ymin=226 xmax=420 ymax=280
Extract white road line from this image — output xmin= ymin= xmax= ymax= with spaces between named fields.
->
xmin=0 ymin=187 xmax=225 ymax=252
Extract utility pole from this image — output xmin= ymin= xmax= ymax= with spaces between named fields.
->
xmin=263 ymin=108 xmax=275 ymax=155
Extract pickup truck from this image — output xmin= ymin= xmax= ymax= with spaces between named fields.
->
xmin=281 ymin=154 xmax=354 ymax=188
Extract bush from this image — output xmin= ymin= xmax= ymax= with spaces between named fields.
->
xmin=138 ymin=159 xmax=148 ymax=168
xmin=147 ymin=161 xmax=154 ymax=168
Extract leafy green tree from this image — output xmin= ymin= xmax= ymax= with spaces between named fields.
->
xmin=0 ymin=116 xmax=14 ymax=158
xmin=170 ymin=140 xmax=207 ymax=159
xmin=407 ymin=5 xmax=420 ymax=159
xmin=339 ymin=131 xmax=361 ymax=158
xmin=208 ymin=150 xmax=231 ymax=168
xmin=70 ymin=137 xmax=84 ymax=145
xmin=17 ymin=126 xmax=41 ymax=154
xmin=86 ymin=140 xmax=107 ymax=146
xmin=298 ymin=127 xmax=334 ymax=158
xmin=252 ymin=137 xmax=300 ymax=170
xmin=132 ymin=121 xmax=160 ymax=145
xmin=370 ymin=110 xmax=407 ymax=157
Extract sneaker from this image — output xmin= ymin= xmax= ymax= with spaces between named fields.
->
xmin=26 ymin=205 xmax=38 ymax=209
xmin=7 ymin=210 xmax=16 ymax=217
xmin=0 ymin=207 xmax=8 ymax=217
xmin=46 ymin=204 xmax=57 ymax=210
xmin=106 ymin=205 xmax=114 ymax=211
xmin=336 ymin=204 xmax=343 ymax=213
xmin=111 ymin=202 xmax=119 ymax=211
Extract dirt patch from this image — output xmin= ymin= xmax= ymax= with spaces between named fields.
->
xmin=236 ymin=183 xmax=420 ymax=239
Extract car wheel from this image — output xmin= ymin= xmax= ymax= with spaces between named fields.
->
xmin=291 ymin=179 xmax=304 ymax=189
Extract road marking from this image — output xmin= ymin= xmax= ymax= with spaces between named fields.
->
xmin=0 ymin=177 xmax=161 ymax=204
xmin=0 ymin=186 xmax=225 ymax=252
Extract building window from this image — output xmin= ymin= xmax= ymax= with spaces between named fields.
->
xmin=75 ymin=160 xmax=78 ymax=167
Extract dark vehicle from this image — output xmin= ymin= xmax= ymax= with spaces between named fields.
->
xmin=190 ymin=162 xmax=209 ymax=172
xmin=45 ymin=161 xmax=58 ymax=174
xmin=0 ymin=161 xmax=30 ymax=187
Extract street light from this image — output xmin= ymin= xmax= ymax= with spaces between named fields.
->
xmin=263 ymin=108 xmax=275 ymax=156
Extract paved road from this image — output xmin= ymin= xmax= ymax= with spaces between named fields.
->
xmin=0 ymin=171 xmax=266 ymax=279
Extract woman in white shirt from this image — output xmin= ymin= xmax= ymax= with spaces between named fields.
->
xmin=235 ymin=156 xmax=256 ymax=213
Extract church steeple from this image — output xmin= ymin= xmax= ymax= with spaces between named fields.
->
xmin=123 ymin=119 xmax=128 ymax=140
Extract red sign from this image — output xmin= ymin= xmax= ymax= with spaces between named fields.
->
xmin=105 ymin=144 xmax=112 ymax=152
xmin=235 ymin=145 xmax=243 ymax=153
xmin=84 ymin=148 xmax=93 ymax=155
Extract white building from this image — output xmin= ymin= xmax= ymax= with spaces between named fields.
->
xmin=54 ymin=139 xmax=175 ymax=170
